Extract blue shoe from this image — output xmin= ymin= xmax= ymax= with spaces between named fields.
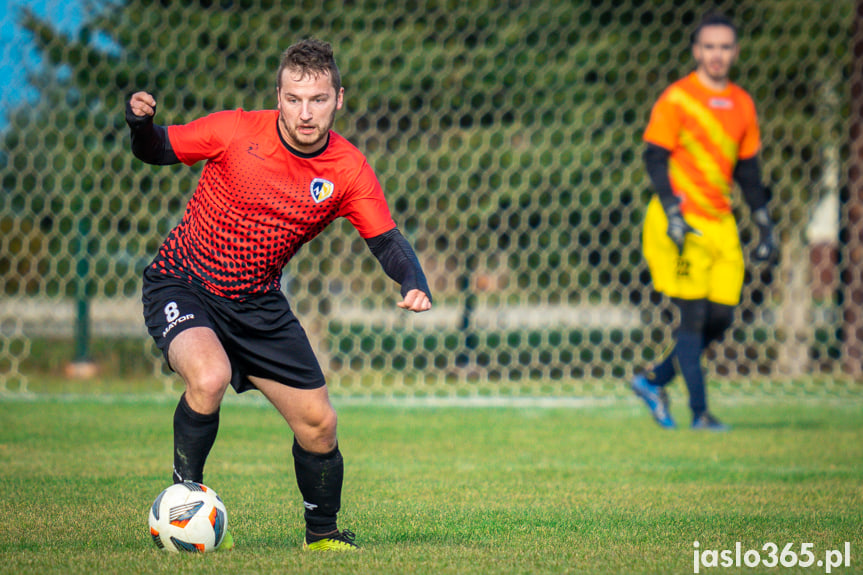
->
xmin=691 ymin=412 xmax=729 ymax=432
xmin=631 ymin=375 xmax=676 ymax=428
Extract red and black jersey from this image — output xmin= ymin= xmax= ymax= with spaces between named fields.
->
xmin=150 ymin=109 xmax=396 ymax=299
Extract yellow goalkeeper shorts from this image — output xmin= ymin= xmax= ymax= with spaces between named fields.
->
xmin=641 ymin=196 xmax=744 ymax=306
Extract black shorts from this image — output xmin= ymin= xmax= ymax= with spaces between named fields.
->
xmin=141 ymin=268 xmax=325 ymax=393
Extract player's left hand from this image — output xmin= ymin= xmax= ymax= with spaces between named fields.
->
xmin=752 ymin=207 xmax=777 ymax=262
xmin=753 ymin=228 xmax=776 ymax=262
xmin=397 ymin=289 xmax=432 ymax=313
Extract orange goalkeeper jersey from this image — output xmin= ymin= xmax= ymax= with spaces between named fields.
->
xmin=643 ymin=72 xmax=760 ymax=220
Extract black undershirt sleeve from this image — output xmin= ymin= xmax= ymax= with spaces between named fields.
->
xmin=365 ymin=228 xmax=432 ymax=301
xmin=733 ymin=156 xmax=768 ymax=212
xmin=125 ymin=101 xmax=180 ymax=165
xmin=643 ymin=143 xmax=677 ymax=211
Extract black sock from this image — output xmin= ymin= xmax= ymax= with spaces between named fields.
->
xmin=675 ymin=330 xmax=706 ymax=417
xmin=172 ymin=393 xmax=219 ymax=484
xmin=293 ymin=438 xmax=343 ymax=537
xmin=648 ymin=347 xmax=677 ymax=386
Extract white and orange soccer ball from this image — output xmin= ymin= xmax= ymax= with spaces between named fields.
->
xmin=148 ymin=481 xmax=228 ymax=553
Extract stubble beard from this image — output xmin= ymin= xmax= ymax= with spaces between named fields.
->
xmin=279 ymin=110 xmax=336 ymax=153
xmin=696 ymin=56 xmax=731 ymax=87
xmin=707 ymin=61 xmax=729 ymax=82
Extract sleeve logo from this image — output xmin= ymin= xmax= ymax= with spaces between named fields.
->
xmin=310 ymin=178 xmax=335 ymax=203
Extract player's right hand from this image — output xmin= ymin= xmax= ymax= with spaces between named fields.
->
xmin=397 ymin=288 xmax=432 ymax=313
xmin=127 ymin=91 xmax=157 ymax=119
xmin=665 ymin=203 xmax=701 ymax=253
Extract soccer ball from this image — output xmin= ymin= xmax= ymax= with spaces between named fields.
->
xmin=148 ymin=481 xmax=228 ymax=553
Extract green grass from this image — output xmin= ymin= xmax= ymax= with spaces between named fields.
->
xmin=0 ymin=391 xmax=861 ymax=574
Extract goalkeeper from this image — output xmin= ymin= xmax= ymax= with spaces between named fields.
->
xmin=633 ymin=13 xmax=776 ymax=431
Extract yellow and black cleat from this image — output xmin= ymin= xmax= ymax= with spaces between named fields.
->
xmin=217 ymin=529 xmax=234 ymax=551
xmin=303 ymin=529 xmax=359 ymax=552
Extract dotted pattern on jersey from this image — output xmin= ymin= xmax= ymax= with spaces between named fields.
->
xmin=151 ymin=112 xmax=365 ymax=299
xmin=153 ymin=156 xmax=338 ymax=298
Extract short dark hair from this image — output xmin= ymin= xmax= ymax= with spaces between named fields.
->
xmin=691 ymin=13 xmax=738 ymax=46
xmin=277 ymin=38 xmax=341 ymax=93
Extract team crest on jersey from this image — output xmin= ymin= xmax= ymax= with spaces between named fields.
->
xmin=310 ymin=178 xmax=335 ymax=203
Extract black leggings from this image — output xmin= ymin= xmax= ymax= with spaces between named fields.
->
xmin=673 ymin=297 xmax=735 ymax=343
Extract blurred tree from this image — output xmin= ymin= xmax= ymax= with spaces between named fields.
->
xmin=845 ymin=0 xmax=863 ymax=379
xmin=0 ymin=0 xmax=853 ymax=379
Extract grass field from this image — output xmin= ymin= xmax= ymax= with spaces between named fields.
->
xmin=0 ymin=389 xmax=861 ymax=575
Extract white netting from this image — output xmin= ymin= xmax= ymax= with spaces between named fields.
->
xmin=0 ymin=0 xmax=858 ymax=396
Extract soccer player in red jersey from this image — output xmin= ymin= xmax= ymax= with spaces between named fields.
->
xmin=632 ymin=14 xmax=776 ymax=431
xmin=126 ymin=38 xmax=431 ymax=551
